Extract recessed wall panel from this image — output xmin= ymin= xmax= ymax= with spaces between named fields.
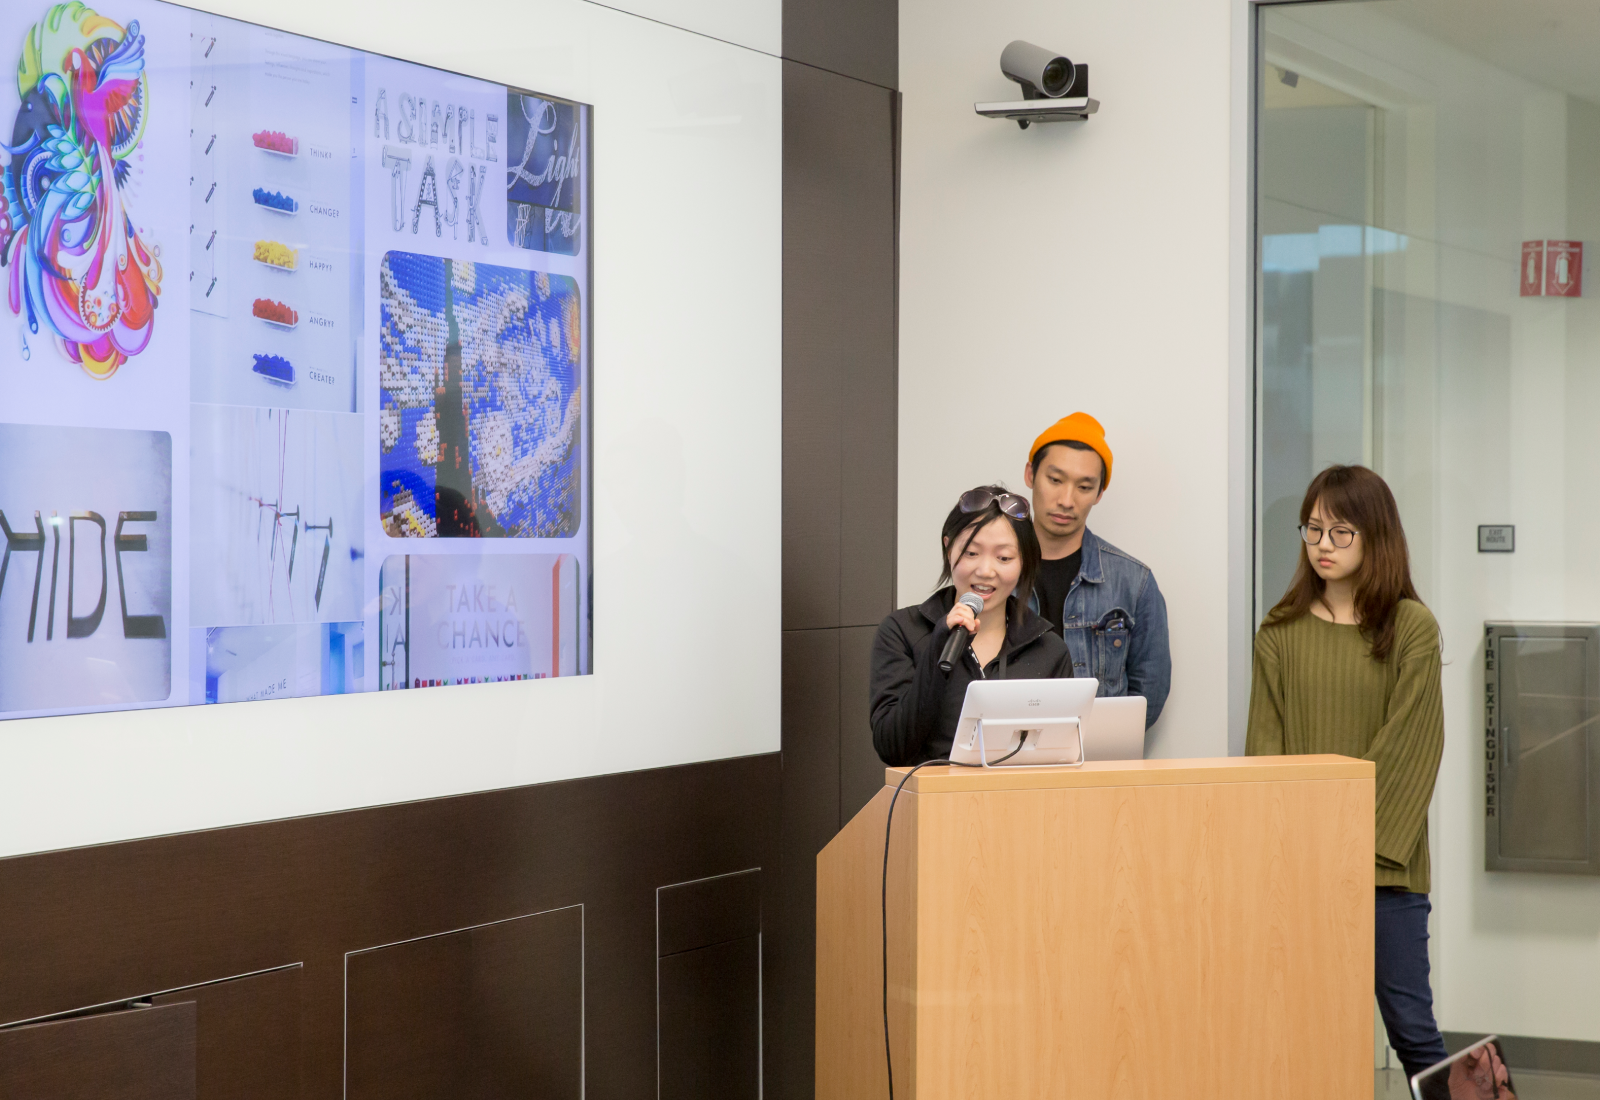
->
xmin=151 ymin=966 xmax=303 ymax=1100
xmin=658 ymin=936 xmax=760 ymax=1100
xmin=345 ymin=907 xmax=583 ymax=1100
xmin=0 ymin=1002 xmax=196 ymax=1100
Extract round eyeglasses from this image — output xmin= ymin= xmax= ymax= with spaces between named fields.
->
xmin=1299 ymin=522 xmax=1357 ymax=549
xmin=960 ymin=488 xmax=1030 ymax=521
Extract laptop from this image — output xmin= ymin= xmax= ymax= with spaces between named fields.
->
xmin=946 ymin=685 xmax=1148 ymax=767
xmin=1079 ymin=695 xmax=1146 ymax=761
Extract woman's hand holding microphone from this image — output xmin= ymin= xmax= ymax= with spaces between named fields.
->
xmin=946 ymin=595 xmax=981 ymax=636
xmin=938 ymin=592 xmax=988 ymax=673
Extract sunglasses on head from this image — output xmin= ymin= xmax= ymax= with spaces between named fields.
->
xmin=959 ymin=488 xmax=1030 ymax=521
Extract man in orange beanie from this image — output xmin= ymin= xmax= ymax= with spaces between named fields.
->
xmin=1024 ymin=413 xmax=1170 ymax=729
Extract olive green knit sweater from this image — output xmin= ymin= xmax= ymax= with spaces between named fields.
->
xmin=1246 ymin=599 xmax=1444 ymax=893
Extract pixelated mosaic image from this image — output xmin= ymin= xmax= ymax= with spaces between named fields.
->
xmin=379 ymin=252 xmax=582 ymax=538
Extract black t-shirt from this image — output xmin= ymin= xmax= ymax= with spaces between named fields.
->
xmin=1034 ymin=550 xmax=1083 ymax=637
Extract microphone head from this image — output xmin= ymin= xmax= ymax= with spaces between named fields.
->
xmin=958 ymin=592 xmax=986 ymax=615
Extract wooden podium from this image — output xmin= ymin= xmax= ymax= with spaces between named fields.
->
xmin=816 ymin=756 xmax=1375 ymax=1099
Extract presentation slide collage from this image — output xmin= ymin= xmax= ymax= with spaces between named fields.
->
xmin=0 ymin=1 xmax=592 ymax=719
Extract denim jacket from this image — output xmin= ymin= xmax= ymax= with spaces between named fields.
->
xmin=1028 ymin=528 xmax=1171 ymax=728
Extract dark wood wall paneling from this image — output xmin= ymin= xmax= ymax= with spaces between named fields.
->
xmin=151 ymin=967 xmax=301 ymax=1100
xmin=778 ymin=0 xmax=901 ymax=1090
xmin=784 ymin=0 xmax=898 ymax=89
xmin=0 ymin=1001 xmax=196 ymax=1100
xmin=345 ymin=908 xmax=584 ymax=1100
xmin=0 ymin=4 xmax=902 ymax=1100
xmin=657 ymin=870 xmax=762 ymax=1099
xmin=0 ymin=757 xmax=778 ymax=1100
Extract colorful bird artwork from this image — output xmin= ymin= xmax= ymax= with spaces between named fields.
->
xmin=0 ymin=3 xmax=161 ymax=379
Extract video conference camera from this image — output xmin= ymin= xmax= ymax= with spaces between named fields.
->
xmin=1000 ymin=40 xmax=1078 ymax=99
xmin=977 ymin=40 xmax=1098 ymax=128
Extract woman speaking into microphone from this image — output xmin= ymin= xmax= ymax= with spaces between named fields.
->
xmin=870 ymin=486 xmax=1072 ymax=766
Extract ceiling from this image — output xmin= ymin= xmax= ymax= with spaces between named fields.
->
xmin=1377 ymin=0 xmax=1600 ymax=105
xmin=1263 ymin=66 xmax=1368 ymax=110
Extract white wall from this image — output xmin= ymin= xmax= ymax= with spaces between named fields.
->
xmin=0 ymin=0 xmax=781 ymax=858
xmin=903 ymin=0 xmax=1600 ymax=1047
xmin=596 ymin=0 xmax=781 ymax=56
xmin=897 ymin=0 xmax=1249 ymax=760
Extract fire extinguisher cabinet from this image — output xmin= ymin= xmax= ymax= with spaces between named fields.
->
xmin=1485 ymin=621 xmax=1600 ymax=874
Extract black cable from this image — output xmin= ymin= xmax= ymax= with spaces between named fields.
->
xmin=881 ymin=734 xmax=1027 ymax=1098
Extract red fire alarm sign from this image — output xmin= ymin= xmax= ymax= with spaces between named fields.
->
xmin=1521 ymin=240 xmax=1545 ymax=296
xmin=1546 ymin=240 xmax=1584 ymax=297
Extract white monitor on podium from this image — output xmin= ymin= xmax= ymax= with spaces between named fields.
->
xmin=947 ymin=679 xmax=1147 ymax=767
xmin=948 ymin=678 xmax=1096 ymax=766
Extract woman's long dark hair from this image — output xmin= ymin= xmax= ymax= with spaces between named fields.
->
xmin=935 ymin=485 xmax=1041 ymax=630
xmin=1264 ymin=465 xmax=1421 ymax=661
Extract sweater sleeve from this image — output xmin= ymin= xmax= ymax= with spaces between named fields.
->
xmin=869 ymin=613 xmax=955 ymax=767
xmin=1366 ymin=605 xmax=1445 ymax=869
xmin=1245 ymin=625 xmax=1286 ymax=756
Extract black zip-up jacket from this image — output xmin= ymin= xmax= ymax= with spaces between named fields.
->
xmin=870 ymin=588 xmax=1073 ymax=766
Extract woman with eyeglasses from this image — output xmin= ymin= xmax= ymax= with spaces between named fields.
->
xmin=1246 ymin=465 xmax=1447 ymax=1084
xmin=870 ymin=485 xmax=1072 ymax=766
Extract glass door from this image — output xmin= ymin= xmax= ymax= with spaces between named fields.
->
xmin=1255 ymin=1 xmax=1600 ymax=1092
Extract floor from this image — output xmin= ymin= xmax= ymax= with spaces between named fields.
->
xmin=1377 ymin=1068 xmax=1600 ymax=1099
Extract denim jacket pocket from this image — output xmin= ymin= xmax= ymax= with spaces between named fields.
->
xmin=1091 ymin=607 xmax=1136 ymax=693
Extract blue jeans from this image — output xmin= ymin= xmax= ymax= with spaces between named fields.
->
xmin=1375 ymin=888 xmax=1448 ymax=1081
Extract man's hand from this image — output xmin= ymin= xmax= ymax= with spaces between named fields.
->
xmin=1446 ymin=1046 xmax=1514 ymax=1100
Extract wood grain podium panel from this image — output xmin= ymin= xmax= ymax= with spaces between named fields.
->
xmin=888 ymin=754 xmax=1372 ymax=793
xmin=819 ymin=758 xmax=1375 ymax=1100
xmin=816 ymin=786 xmax=910 ymax=1100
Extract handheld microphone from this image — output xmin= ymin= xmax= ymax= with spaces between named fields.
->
xmin=938 ymin=592 xmax=988 ymax=673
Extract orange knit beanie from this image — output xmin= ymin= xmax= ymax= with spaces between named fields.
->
xmin=1028 ymin=412 xmax=1113 ymax=488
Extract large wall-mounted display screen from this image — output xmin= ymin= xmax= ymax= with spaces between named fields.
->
xmin=0 ymin=1 xmax=592 ymax=719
